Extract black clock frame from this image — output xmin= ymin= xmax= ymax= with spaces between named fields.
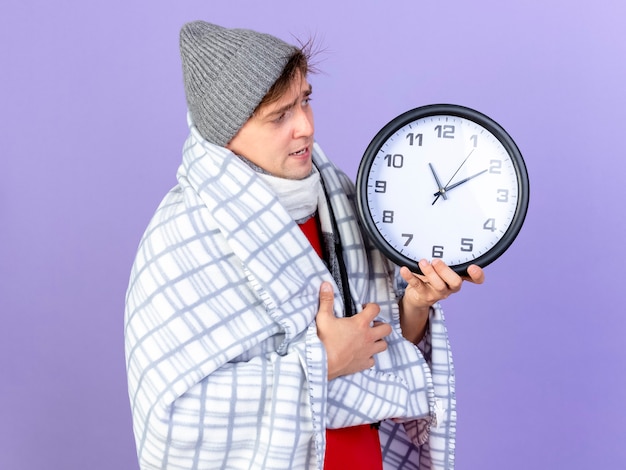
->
xmin=355 ymin=104 xmax=530 ymax=275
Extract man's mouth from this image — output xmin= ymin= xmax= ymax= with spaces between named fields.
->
xmin=289 ymin=147 xmax=308 ymax=156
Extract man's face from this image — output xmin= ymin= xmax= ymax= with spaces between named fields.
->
xmin=226 ymin=72 xmax=315 ymax=180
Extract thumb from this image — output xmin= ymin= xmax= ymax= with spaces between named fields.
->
xmin=317 ymin=282 xmax=335 ymax=319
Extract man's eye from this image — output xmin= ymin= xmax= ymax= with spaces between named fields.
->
xmin=273 ymin=112 xmax=287 ymax=123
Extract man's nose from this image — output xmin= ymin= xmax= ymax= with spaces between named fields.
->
xmin=294 ymin=108 xmax=314 ymax=138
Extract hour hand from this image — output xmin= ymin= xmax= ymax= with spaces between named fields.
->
xmin=428 ymin=163 xmax=448 ymax=200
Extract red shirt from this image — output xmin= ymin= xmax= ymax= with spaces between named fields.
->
xmin=298 ymin=215 xmax=383 ymax=470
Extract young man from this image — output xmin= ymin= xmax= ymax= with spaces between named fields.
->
xmin=125 ymin=21 xmax=484 ymax=470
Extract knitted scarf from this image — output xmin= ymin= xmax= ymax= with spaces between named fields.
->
xmin=254 ymin=165 xmax=321 ymax=223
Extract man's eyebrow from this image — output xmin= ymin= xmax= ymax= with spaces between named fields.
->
xmin=263 ymin=84 xmax=313 ymax=120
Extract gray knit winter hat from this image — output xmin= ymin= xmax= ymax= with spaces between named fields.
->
xmin=179 ymin=21 xmax=298 ymax=146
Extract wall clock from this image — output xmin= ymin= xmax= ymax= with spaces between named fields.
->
xmin=356 ymin=104 xmax=529 ymax=275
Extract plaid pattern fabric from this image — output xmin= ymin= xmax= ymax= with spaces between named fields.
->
xmin=124 ymin=122 xmax=457 ymax=469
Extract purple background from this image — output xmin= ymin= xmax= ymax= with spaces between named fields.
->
xmin=1 ymin=1 xmax=624 ymax=469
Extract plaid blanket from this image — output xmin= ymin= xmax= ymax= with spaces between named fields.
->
xmin=124 ymin=121 xmax=457 ymax=469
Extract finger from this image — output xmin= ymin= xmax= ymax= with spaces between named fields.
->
xmin=418 ymin=259 xmax=453 ymax=291
xmin=317 ymin=282 xmax=335 ymax=319
xmin=465 ymin=264 xmax=485 ymax=284
xmin=359 ymin=305 xmax=390 ymax=340
xmin=359 ymin=302 xmax=382 ymax=323
xmin=371 ymin=322 xmax=392 ymax=340
xmin=400 ymin=266 xmax=429 ymax=288
xmin=431 ymin=259 xmax=467 ymax=291
xmin=371 ymin=338 xmax=388 ymax=355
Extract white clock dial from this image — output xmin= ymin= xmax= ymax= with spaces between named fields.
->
xmin=357 ymin=105 xmax=529 ymax=275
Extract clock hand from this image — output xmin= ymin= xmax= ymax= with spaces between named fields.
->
xmin=433 ymin=169 xmax=489 ymax=196
xmin=432 ymin=169 xmax=488 ymax=203
xmin=432 ymin=148 xmax=475 ymax=205
xmin=428 ymin=163 xmax=448 ymax=200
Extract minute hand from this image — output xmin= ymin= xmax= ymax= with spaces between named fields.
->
xmin=432 ymin=169 xmax=488 ymax=200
